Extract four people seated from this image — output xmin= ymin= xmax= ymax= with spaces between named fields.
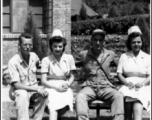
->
xmin=7 ymin=26 xmax=150 ymax=120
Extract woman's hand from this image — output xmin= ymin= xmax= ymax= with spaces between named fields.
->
xmin=135 ymin=83 xmax=144 ymax=89
xmin=55 ymin=83 xmax=69 ymax=92
xmin=125 ymin=82 xmax=134 ymax=89
xmin=62 ymin=83 xmax=69 ymax=90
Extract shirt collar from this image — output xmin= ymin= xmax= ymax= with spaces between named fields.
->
xmin=88 ymin=47 xmax=110 ymax=58
xmin=129 ymin=50 xmax=145 ymax=59
xmin=18 ymin=51 xmax=34 ymax=64
xmin=49 ymin=53 xmax=67 ymax=64
xmin=18 ymin=51 xmax=26 ymax=63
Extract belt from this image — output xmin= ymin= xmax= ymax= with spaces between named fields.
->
xmin=124 ymin=72 xmax=148 ymax=78
xmin=47 ymin=75 xmax=67 ymax=80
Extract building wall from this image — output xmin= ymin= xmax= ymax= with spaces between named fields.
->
xmin=3 ymin=39 xmax=18 ymax=65
xmin=3 ymin=0 xmax=72 ymax=65
xmin=53 ymin=0 xmax=71 ymax=53
xmin=3 ymin=0 xmax=44 ymax=33
xmin=3 ymin=0 xmax=11 ymax=33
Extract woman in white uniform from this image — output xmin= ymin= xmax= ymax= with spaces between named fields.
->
xmin=117 ymin=26 xmax=150 ymax=120
xmin=41 ymin=29 xmax=76 ymax=120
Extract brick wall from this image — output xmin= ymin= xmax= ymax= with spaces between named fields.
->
xmin=52 ymin=0 xmax=71 ymax=53
xmin=3 ymin=39 xmax=18 ymax=65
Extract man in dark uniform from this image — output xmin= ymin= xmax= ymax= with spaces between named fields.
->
xmin=75 ymin=29 xmax=124 ymax=120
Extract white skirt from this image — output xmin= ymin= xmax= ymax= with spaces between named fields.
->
xmin=119 ymin=77 xmax=150 ymax=111
xmin=45 ymin=80 xmax=73 ymax=112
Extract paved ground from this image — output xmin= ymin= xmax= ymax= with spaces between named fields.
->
xmin=2 ymin=86 xmax=12 ymax=102
xmin=2 ymin=85 xmax=150 ymax=120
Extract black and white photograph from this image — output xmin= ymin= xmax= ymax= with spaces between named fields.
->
xmin=2 ymin=0 xmax=151 ymax=120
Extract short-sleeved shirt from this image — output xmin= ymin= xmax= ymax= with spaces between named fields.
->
xmin=76 ymin=48 xmax=117 ymax=88
xmin=117 ymin=50 xmax=150 ymax=75
xmin=8 ymin=52 xmax=39 ymax=86
xmin=41 ymin=53 xmax=76 ymax=80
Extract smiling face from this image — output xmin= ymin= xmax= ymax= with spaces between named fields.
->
xmin=51 ymin=42 xmax=64 ymax=56
xmin=19 ymin=37 xmax=33 ymax=56
xmin=130 ymin=36 xmax=142 ymax=53
xmin=91 ymin=34 xmax=105 ymax=51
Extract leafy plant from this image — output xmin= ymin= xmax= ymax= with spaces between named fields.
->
xmin=108 ymin=6 xmax=119 ymax=18
xmin=72 ymin=14 xmax=149 ymax=35
xmin=24 ymin=11 xmax=48 ymax=60
xmin=130 ymin=4 xmax=144 ymax=15
xmin=79 ymin=3 xmax=87 ymax=20
xmin=136 ymin=16 xmax=150 ymax=54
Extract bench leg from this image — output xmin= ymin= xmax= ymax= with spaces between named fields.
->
xmin=96 ymin=108 xmax=100 ymax=120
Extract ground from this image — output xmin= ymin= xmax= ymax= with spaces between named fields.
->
xmin=2 ymin=85 xmax=150 ymax=120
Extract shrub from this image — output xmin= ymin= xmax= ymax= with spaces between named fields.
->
xmin=130 ymin=4 xmax=144 ymax=15
xmin=71 ymin=35 xmax=127 ymax=59
xmin=24 ymin=11 xmax=48 ymax=60
xmin=136 ymin=16 xmax=150 ymax=54
xmin=79 ymin=3 xmax=87 ymax=20
xmin=108 ymin=6 xmax=119 ymax=18
xmin=71 ymin=14 xmax=149 ymax=35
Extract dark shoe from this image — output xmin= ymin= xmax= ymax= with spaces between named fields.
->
xmin=113 ymin=114 xmax=124 ymax=120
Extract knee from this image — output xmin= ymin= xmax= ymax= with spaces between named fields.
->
xmin=133 ymin=103 xmax=143 ymax=112
xmin=15 ymin=90 xmax=29 ymax=100
xmin=34 ymin=93 xmax=48 ymax=103
xmin=76 ymin=93 xmax=86 ymax=102
xmin=14 ymin=90 xmax=29 ymax=106
xmin=113 ymin=92 xmax=124 ymax=100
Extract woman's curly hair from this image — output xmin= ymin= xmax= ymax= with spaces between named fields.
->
xmin=49 ymin=36 xmax=67 ymax=52
xmin=126 ymin=32 xmax=144 ymax=51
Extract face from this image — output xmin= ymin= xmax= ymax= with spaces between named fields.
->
xmin=130 ymin=36 xmax=142 ymax=53
xmin=91 ymin=34 xmax=104 ymax=51
xmin=19 ymin=37 xmax=33 ymax=55
xmin=51 ymin=42 xmax=64 ymax=56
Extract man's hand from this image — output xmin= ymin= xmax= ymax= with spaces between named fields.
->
xmin=37 ymin=88 xmax=48 ymax=97
xmin=125 ymin=82 xmax=134 ymax=89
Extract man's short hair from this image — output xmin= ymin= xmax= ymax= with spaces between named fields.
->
xmin=18 ymin=33 xmax=33 ymax=44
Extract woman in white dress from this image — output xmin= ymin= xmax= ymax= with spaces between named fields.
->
xmin=41 ymin=29 xmax=76 ymax=120
xmin=117 ymin=26 xmax=150 ymax=120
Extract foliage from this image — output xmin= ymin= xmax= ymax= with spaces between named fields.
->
xmin=71 ymin=14 xmax=149 ymax=35
xmin=79 ymin=3 xmax=87 ymax=20
xmin=108 ymin=6 xmax=119 ymax=18
xmin=130 ymin=4 xmax=144 ymax=15
xmin=84 ymin=0 xmax=149 ymax=17
xmin=71 ymin=35 xmax=127 ymax=59
xmin=24 ymin=11 xmax=48 ymax=60
xmin=83 ymin=0 xmax=100 ymax=12
xmin=136 ymin=16 xmax=150 ymax=54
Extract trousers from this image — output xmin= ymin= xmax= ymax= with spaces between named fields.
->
xmin=14 ymin=89 xmax=48 ymax=120
xmin=75 ymin=86 xmax=124 ymax=120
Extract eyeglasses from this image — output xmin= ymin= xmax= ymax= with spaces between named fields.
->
xmin=21 ymin=44 xmax=33 ymax=48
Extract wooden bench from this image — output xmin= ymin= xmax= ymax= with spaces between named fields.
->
xmin=31 ymin=65 xmax=120 ymax=120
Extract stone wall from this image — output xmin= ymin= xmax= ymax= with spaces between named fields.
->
xmin=3 ymin=39 xmax=18 ymax=65
xmin=52 ymin=0 xmax=71 ymax=53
